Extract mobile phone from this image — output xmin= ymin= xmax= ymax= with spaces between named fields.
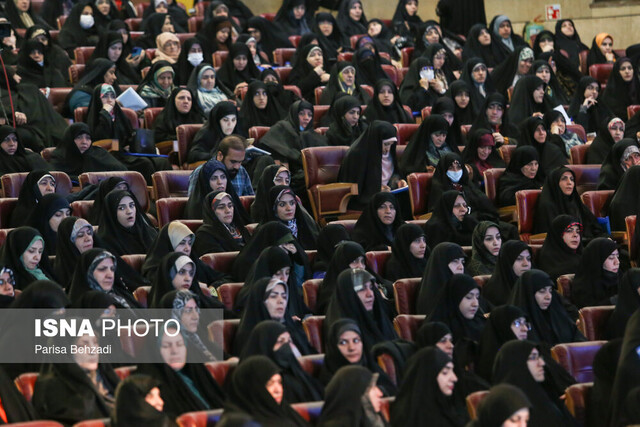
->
xmin=420 ymin=66 xmax=434 ymax=81
xmin=131 ymin=47 xmax=142 ymax=58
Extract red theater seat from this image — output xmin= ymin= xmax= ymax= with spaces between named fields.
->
xmin=121 ymin=254 xmax=146 ymax=274
xmin=10 ymin=422 xmax=65 ymax=427
xmin=143 ymin=107 xmax=164 ymax=130
xmin=298 ymin=354 xmax=324 ymax=378
xmin=401 ymin=47 xmax=414 ymax=67
xmin=577 ymin=305 xmax=614 ymax=340
xmin=626 ymin=215 xmax=637 ymax=263
xmin=68 ymin=64 xmax=85 ymax=84
xmin=212 ymin=50 xmax=228 ymax=68
xmin=421 ymin=106 xmax=432 ymax=120
xmin=156 ymin=197 xmax=187 ymax=227
xmin=498 ymin=144 xmax=516 ymax=165
xmin=327 ymin=219 xmax=357 ymax=234
xmin=188 ymin=15 xmax=204 ymax=32
xmin=73 ymin=419 xmax=109 ymax=427
xmin=176 ymin=409 xmax=224 ymax=427
xmin=132 ymin=286 xmax=150 ymax=308
xmin=217 ymin=282 xmax=243 ymax=310
xmin=207 ymin=319 xmax=240 ymax=355
xmin=581 ymin=190 xmax=614 ymax=218
xmin=393 ymin=314 xmax=425 ymax=341
xmin=393 ymin=123 xmax=419 ymax=146
xmin=515 ymin=189 xmax=541 ymax=242
xmin=79 ymin=171 xmax=149 ymax=212
xmin=199 ymin=251 xmax=239 ymax=275
xmin=302 ymin=316 xmax=324 ymax=353
xmin=567 ymin=124 xmax=587 ymax=143
xmin=302 ymin=279 xmax=321 ymax=314
xmin=248 ymin=126 xmax=270 ymax=143
xmin=273 ymin=48 xmax=296 ymax=66
xmin=73 ymin=46 xmax=95 ymax=64
xmin=151 ymin=170 xmax=192 ymax=199
xmin=589 ymin=63 xmax=613 ymax=86
xmin=393 ymin=278 xmax=421 ymax=315
xmin=407 ymin=172 xmax=433 ymax=219
xmin=365 ymin=251 xmax=391 ymax=277
xmin=43 ymin=87 xmax=73 ymax=115
xmin=14 ymin=372 xmax=38 ymax=402
xmin=570 ymin=144 xmax=589 ymax=165
xmin=1 ymin=171 xmax=72 ymax=198
xmin=288 ymin=35 xmax=301 ymax=47
xmin=466 ymin=390 xmax=490 ymax=420
xmin=114 ymin=365 xmax=136 ymax=380
xmin=176 ymin=124 xmax=204 ymax=168
xmin=551 ymin=341 xmax=605 ymax=383
xmin=628 ymin=105 xmax=640 ymax=120
xmin=274 ymin=66 xmax=292 ymax=84
xmin=568 ymin=164 xmax=600 ymax=194
xmin=565 ymin=382 xmax=593 ymax=425
xmin=205 ymin=360 xmax=237 ymax=387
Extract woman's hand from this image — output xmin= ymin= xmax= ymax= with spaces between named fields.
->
xmin=14 ymin=112 xmax=26 ymax=125
xmin=582 ymin=96 xmax=597 ymax=108
xmin=233 ymin=82 xmax=248 ymax=96
xmin=493 ymin=132 xmax=505 ymax=145
xmin=125 ymin=51 xmax=144 ymax=67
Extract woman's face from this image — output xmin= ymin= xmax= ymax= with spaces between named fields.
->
xmin=48 ymin=208 xmax=71 ymax=233
xmin=504 ymin=408 xmax=530 ymax=427
xmin=560 ymin=21 xmax=575 ymax=37
xmin=552 ymin=117 xmax=566 ymax=134
xmin=29 ymin=49 xmax=43 ymax=64
xmin=22 ymin=239 xmax=43 ymax=270
xmin=436 ymin=333 xmax=454 ymax=356
xmin=477 ymin=145 xmax=491 ymax=161
xmin=344 ymin=107 xmax=360 ymax=126
xmin=161 ymin=15 xmax=174 ymax=33
xmin=425 ymin=27 xmax=439 ymax=44
xmin=349 ymin=2 xmax=363 ymax=21
xmin=458 ymin=288 xmax=479 ymax=319
xmin=584 ymin=82 xmax=599 ymax=100
xmin=219 ymin=114 xmax=237 ymax=135
xmin=157 ymin=71 xmax=173 ymax=90
xmin=266 ymin=373 xmax=284 ymax=404
xmin=532 ymin=86 xmax=545 ymax=104
xmin=163 ymin=38 xmax=179 ymax=57
xmin=180 ymin=298 xmax=200 ymax=333
xmin=253 ymin=87 xmax=268 ymax=109
xmin=171 ymin=262 xmax=194 ymax=291
xmin=620 ymin=61 xmax=634 ymax=82
xmin=609 ymin=121 xmax=624 ymax=142
xmin=104 ymin=66 xmax=117 ymax=85
xmin=526 ymin=348 xmax=545 ymax=382
xmin=214 ymin=195 xmax=234 ymax=225
xmin=298 ymin=109 xmax=313 ymax=129
xmin=264 ymin=283 xmax=287 ymax=320
xmin=233 ymin=54 xmax=248 ymax=71
xmin=603 ymin=249 xmax=620 ymax=273
xmin=562 ymin=225 xmax=581 ymax=250
xmin=341 ymin=67 xmax=356 ymax=86
xmin=216 ymin=27 xmax=230 ymax=44
xmin=452 ymin=195 xmax=467 ymax=221
xmin=337 ymin=330 xmax=363 ymax=363
xmin=38 ymin=175 xmax=56 ymax=195
xmin=116 ymin=28 xmax=129 ymax=44
xmin=174 ymin=90 xmax=192 ymax=114
xmin=432 ymin=50 xmax=445 ymax=70
xmin=82 ymin=5 xmax=93 ymax=16
xmin=93 ymin=257 xmax=115 ymax=291
xmin=274 ymin=171 xmax=291 ymax=186
xmin=160 ymin=330 xmax=187 ymax=371
xmin=454 ymin=91 xmax=470 ymax=109
xmin=0 ymin=271 xmax=15 ymax=297
xmin=74 ymin=334 xmax=100 ymax=371
xmin=510 ymin=316 xmax=529 ymax=340
xmin=107 ymin=42 xmax=123 ymax=62
xmin=483 ymin=226 xmax=502 ymax=256
xmin=200 ymin=68 xmax=216 ymax=90
xmin=486 ymin=102 xmax=503 ymax=124
xmin=276 ymin=193 xmax=296 ymax=221
xmin=174 ymin=235 xmax=192 ymax=256
xmin=520 ymin=160 xmax=539 ymax=179
xmin=448 ymin=257 xmax=465 ymax=274
xmin=381 ymin=138 xmax=394 ymax=156
xmin=599 ymin=37 xmax=613 ymax=55
xmin=74 ymin=132 xmax=92 ymax=154
xmin=318 ymin=21 xmax=333 ymax=36
xmin=405 ymin=0 xmax=418 ymax=16
xmin=293 ymin=4 xmax=306 ymax=19
xmin=0 ymin=132 xmax=18 ymax=155
xmin=306 ymin=48 xmax=323 ymax=67
xmin=272 ymin=266 xmax=291 ymax=284
xmin=431 ymin=130 xmax=447 ymax=148
xmin=356 ymin=280 xmax=375 ymax=311
xmin=349 ymin=255 xmax=366 ymax=270
xmin=498 ymin=21 xmax=511 ymax=39
xmin=378 ymin=84 xmax=394 ymax=106
xmin=409 ymin=236 xmax=427 ymax=259
xmin=116 ymin=196 xmax=136 ymax=228
xmin=189 ymin=43 xmax=202 ymax=55
xmin=74 ymin=226 xmax=94 ymax=254
xmin=377 ymin=201 xmax=396 ymax=225
xmin=535 ymin=66 xmax=551 ymax=84
xmin=534 ymin=285 xmax=552 ymax=310
xmin=437 ymin=362 xmax=457 ymax=396
xmin=558 ymin=171 xmax=575 ymax=196
xmin=477 ymin=28 xmax=491 ymax=46
xmin=368 ymin=21 xmax=382 ymax=37
xmin=15 ymin=0 xmax=29 ymax=12
xmin=273 ymin=331 xmax=291 ymax=351
xmin=538 ymin=38 xmax=554 ymax=52
xmin=145 ymin=387 xmax=164 ymax=412
xmin=472 ymin=65 xmax=487 ymax=84
xmin=512 ymin=250 xmax=532 ymax=276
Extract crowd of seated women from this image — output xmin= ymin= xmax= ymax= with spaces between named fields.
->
xmin=4 ymin=0 xmax=640 ymax=425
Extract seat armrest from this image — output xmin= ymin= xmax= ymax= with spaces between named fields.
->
xmin=315 ymin=183 xmax=358 ymax=215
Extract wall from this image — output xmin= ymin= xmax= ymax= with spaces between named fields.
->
xmin=240 ymin=0 xmax=640 ymax=50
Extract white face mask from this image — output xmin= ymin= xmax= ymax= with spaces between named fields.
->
xmin=79 ymin=14 xmax=95 ymax=29
xmin=446 ymin=170 xmax=463 ymax=182
xmin=187 ymin=52 xmax=203 ymax=67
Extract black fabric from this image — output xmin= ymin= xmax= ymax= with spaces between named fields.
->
xmin=596 ymin=138 xmax=637 ymax=191
xmin=153 ymin=87 xmax=204 ymax=142
xmin=233 ymin=277 xmax=314 ymax=357
xmin=587 ymin=339 xmax=622 ymax=427
xmin=466 ymin=221 xmax=500 ymax=276
xmin=398 ymin=56 xmax=441 ymax=112
xmin=608 ymin=269 xmax=640 ymax=339
xmin=531 ymin=59 xmax=568 ymax=107
xmin=67 ymin=248 xmax=140 ymax=308
xmin=23 ymin=24 xmax=71 ymax=84
xmin=89 ymin=176 xmax=129 ymax=225
xmin=16 ymin=39 xmax=65 ymax=88
xmin=319 ymin=60 xmax=371 ymax=105
xmin=386 ymin=223 xmax=429 ymax=281
xmin=0 ymin=127 xmax=49 ymax=175
xmin=141 ymin=0 xmax=188 ymax=32
xmin=462 ymin=128 xmax=505 ymax=187
xmin=483 ymin=240 xmax=532 ymax=306
xmin=325 ymin=95 xmax=367 ymax=146
xmin=173 ymin=38 xmax=200 ymax=86
xmin=516 ymin=115 xmax=569 ymax=182
xmin=392 ymin=0 xmax=422 ymax=43
xmin=469 ymin=92 xmax=520 ymax=142
xmin=193 ymin=191 xmax=251 ymax=255
xmin=111 ymin=375 xmax=177 ymax=427
xmin=414 ymin=20 xmax=461 ymax=71
xmin=399 ymin=114 xmax=456 ymax=175
xmin=312 ymin=13 xmax=347 ymax=64
xmin=432 ymin=97 xmax=465 ymax=149
xmin=338 ymin=121 xmax=400 ymax=209
xmin=250 ymin=164 xmax=291 ymax=224
xmin=287 ymin=43 xmax=325 ymax=103
xmin=64 ymin=58 xmax=116 ymax=117
xmin=416 ymin=242 xmax=466 ymax=316
xmin=509 ymin=269 xmax=585 ymax=345
xmin=508 ymin=76 xmax=554 ymax=125
xmin=86 ymin=83 xmax=137 ymax=150
xmin=336 ymin=0 xmax=367 ymax=38
xmin=188 ymin=101 xmax=246 ymax=163
xmin=0 ymin=227 xmax=54 ymax=290
xmin=135 ymin=13 xmax=172 ymax=49
xmin=427 ymin=274 xmax=486 ymax=343
xmin=325 ymin=269 xmax=397 ymax=354
xmin=462 ymin=24 xmax=498 ymax=68
xmin=351 ymin=192 xmax=404 ymax=252
xmin=587 ymin=34 xmax=618 ymax=68
xmin=312 ymin=224 xmax=350 ymax=274
xmin=470 ymin=384 xmax=532 ymax=427
xmin=9 ymin=170 xmax=53 ymax=228
xmin=571 ymin=237 xmax=619 ymax=308
xmin=460 ymin=57 xmax=496 ymax=118
xmin=221 ymin=355 xmax=309 ymax=427
xmin=534 ymin=167 xmax=605 ymax=238
xmin=58 ymin=1 xmax=100 ymax=54
xmin=32 ymin=361 xmax=119 ymax=426
xmin=351 ymin=45 xmax=389 ymax=86
xmin=25 ymin=193 xmax=70 ymax=257
xmin=490 ymin=45 xmax=533 ymax=99
xmin=184 ymin=158 xmax=247 ymax=221
xmin=195 ymin=17 xmax=234 ymax=61
xmin=317 ymin=241 xmax=365 ymax=315
xmin=186 ymin=62 xmax=235 ymax=112
xmin=492 ymin=340 xmax=575 ymax=427
xmin=261 ymin=185 xmax=319 ymax=250
xmin=273 ymin=0 xmax=312 ymax=37
xmin=216 ymin=43 xmax=260 ymax=90
xmin=475 ymin=305 xmax=528 ymax=382
xmin=362 ymin=79 xmax=413 ymax=125
xmin=487 ymin=15 xmax=527 ymax=65
xmin=391 ymin=346 xmax=465 ymax=427
xmin=320 ymin=319 xmax=373 ymax=384
xmin=49 ymin=123 xmax=128 ymax=182
xmin=424 ymin=190 xmax=478 ymax=248
xmin=601 ymin=58 xmax=640 ymax=120
xmin=537 ymin=215 xmax=583 ymax=281
xmin=260 ymin=69 xmax=298 ymax=113
xmin=136 ymin=59 xmax=177 ymax=108
xmin=554 ymin=19 xmax=588 ymax=71
xmin=89 ymin=31 xmax=140 ymax=84
xmin=239 ymin=80 xmax=286 ymax=128
xmin=246 ymin=16 xmax=292 ymax=61
xmin=436 ymin=0 xmax=485 ymax=36
xmin=568 ymin=77 xmax=612 ymax=135
xmin=3 ymin=0 xmax=52 ymax=30
xmin=610 ymin=165 xmax=640 ymax=230
xmin=96 ymin=189 xmax=158 ymax=256
xmin=240 ymin=320 xmax=323 ymax=403
xmin=448 ymin=80 xmax=475 ymax=125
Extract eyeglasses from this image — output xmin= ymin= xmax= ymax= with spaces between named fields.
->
xmin=512 ymin=319 xmax=531 ymax=330
xmin=0 ymin=279 xmax=14 ymax=286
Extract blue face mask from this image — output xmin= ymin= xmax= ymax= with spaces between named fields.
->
xmin=446 ymin=170 xmax=463 ymax=182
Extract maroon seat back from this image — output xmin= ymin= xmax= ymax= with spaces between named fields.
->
xmin=550 ymin=341 xmax=605 ymax=383
xmin=205 ymin=360 xmax=237 ymax=386
xmin=498 ymin=144 xmax=516 ymax=165
xmin=302 ymin=279 xmax=321 ymax=314
xmin=581 ymin=190 xmax=614 ymax=218
xmin=143 ymin=107 xmax=164 ymax=130
xmin=79 ymin=171 xmax=149 ymax=212
xmin=14 ymin=372 xmax=38 ymax=402
xmin=483 ymin=168 xmax=505 ymax=206
xmin=407 ymin=172 xmax=433 ymax=219
xmin=393 ymin=278 xmax=421 ymax=314
xmin=176 ymin=124 xmax=204 ymax=166
xmin=302 ymin=315 xmax=324 ymax=353
xmin=155 ymin=197 xmax=188 ymax=228
xmin=568 ymin=164 xmax=600 ymax=194
xmin=515 ymin=189 xmax=541 ymax=242
xmin=207 ymin=319 xmax=240 ymax=355
xmin=393 ymin=314 xmax=425 ymax=341
xmin=1 ymin=171 xmax=72 ymax=198
xmin=365 ymin=251 xmax=392 ymax=277
xmin=466 ymin=390 xmax=490 ymax=420
xmin=199 ymin=251 xmax=239 ymax=274
xmin=217 ymin=283 xmax=243 ymax=310
xmin=393 ymin=123 xmax=420 ymax=146
xmin=151 ymin=170 xmax=192 ymax=199
xmin=565 ymin=382 xmax=593 ymax=425
xmin=589 ymin=63 xmax=613 ymax=85
xmin=626 ymin=215 xmax=637 ymax=262
xmin=577 ymin=305 xmax=614 ymax=340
